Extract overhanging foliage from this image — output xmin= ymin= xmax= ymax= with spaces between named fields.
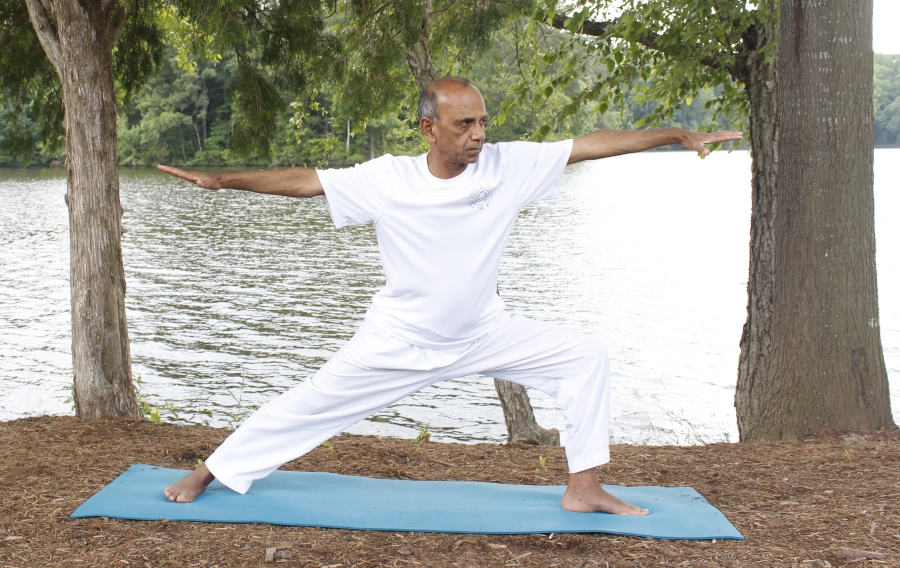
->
xmin=503 ymin=0 xmax=780 ymax=140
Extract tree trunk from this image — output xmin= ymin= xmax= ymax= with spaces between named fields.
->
xmin=404 ymin=0 xmax=437 ymax=94
xmin=494 ymin=379 xmax=560 ymax=445
xmin=26 ymin=0 xmax=141 ymax=420
xmin=403 ymin=0 xmax=558 ymax=446
xmin=736 ymin=0 xmax=894 ymax=441
xmin=405 ymin=36 xmax=437 ymax=94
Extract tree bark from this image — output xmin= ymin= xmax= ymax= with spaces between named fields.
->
xmin=736 ymin=0 xmax=895 ymax=441
xmin=494 ymin=378 xmax=560 ymax=445
xmin=404 ymin=0 xmax=437 ymax=94
xmin=26 ymin=0 xmax=141 ymax=420
xmin=403 ymin=0 xmax=558 ymax=446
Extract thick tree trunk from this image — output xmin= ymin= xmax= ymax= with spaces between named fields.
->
xmin=403 ymin=0 xmax=558 ymax=446
xmin=736 ymin=15 xmax=779 ymax=439
xmin=736 ymin=0 xmax=894 ymax=441
xmin=26 ymin=0 xmax=141 ymax=420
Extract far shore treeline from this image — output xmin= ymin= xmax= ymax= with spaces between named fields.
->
xmin=0 ymin=45 xmax=709 ymax=168
xmin=3 ymin=30 xmax=896 ymax=169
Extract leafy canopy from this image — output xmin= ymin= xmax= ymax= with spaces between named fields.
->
xmin=0 ymin=0 xmax=64 ymax=158
xmin=503 ymin=0 xmax=776 ymax=140
xmin=324 ymin=0 xmax=533 ymax=124
xmin=0 ymin=0 xmax=340 ymax=162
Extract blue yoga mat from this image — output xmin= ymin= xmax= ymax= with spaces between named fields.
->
xmin=71 ymin=465 xmax=743 ymax=539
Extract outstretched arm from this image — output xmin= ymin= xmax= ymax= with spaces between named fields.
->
xmin=156 ymin=165 xmax=324 ymax=198
xmin=568 ymin=128 xmax=743 ymax=164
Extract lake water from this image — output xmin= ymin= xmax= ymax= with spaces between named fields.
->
xmin=2 ymin=150 xmax=898 ymax=444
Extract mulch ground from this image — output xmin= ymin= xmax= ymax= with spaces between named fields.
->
xmin=0 ymin=416 xmax=898 ymax=567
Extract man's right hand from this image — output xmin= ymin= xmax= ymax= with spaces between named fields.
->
xmin=157 ymin=165 xmax=223 ymax=190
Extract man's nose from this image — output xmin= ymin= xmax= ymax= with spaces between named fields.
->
xmin=471 ymin=122 xmax=486 ymax=142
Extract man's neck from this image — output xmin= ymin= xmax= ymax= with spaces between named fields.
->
xmin=426 ymin=150 xmax=468 ymax=180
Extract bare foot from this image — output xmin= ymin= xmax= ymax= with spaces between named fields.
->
xmin=164 ymin=462 xmax=215 ymax=503
xmin=562 ymin=468 xmax=649 ymax=515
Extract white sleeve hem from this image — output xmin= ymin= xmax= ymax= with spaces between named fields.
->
xmin=318 ymin=170 xmax=349 ymax=229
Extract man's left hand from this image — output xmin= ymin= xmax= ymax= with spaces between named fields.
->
xmin=678 ymin=130 xmax=744 ymax=156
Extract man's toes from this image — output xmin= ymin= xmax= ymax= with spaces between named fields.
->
xmin=623 ymin=505 xmax=650 ymax=516
xmin=164 ymin=485 xmax=190 ymax=503
xmin=612 ymin=501 xmax=639 ymax=515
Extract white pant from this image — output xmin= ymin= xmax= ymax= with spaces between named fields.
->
xmin=205 ymin=313 xmax=611 ymax=494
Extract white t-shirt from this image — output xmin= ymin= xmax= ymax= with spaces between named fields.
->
xmin=317 ymin=139 xmax=573 ymax=349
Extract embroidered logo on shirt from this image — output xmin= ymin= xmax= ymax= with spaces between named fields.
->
xmin=466 ymin=185 xmax=496 ymax=210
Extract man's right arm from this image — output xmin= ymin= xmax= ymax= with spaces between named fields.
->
xmin=156 ymin=165 xmax=324 ymax=198
xmin=567 ymin=128 xmax=743 ymax=164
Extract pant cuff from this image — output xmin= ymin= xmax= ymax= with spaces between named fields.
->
xmin=205 ymin=454 xmax=252 ymax=495
xmin=566 ymin=448 xmax=610 ymax=474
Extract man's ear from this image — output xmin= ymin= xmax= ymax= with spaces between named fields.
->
xmin=420 ymin=117 xmax=437 ymax=142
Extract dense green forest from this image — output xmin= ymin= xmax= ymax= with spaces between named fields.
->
xmin=2 ymin=36 xmax=898 ymax=167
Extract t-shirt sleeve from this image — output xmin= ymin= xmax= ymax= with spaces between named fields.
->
xmin=316 ymin=158 xmax=389 ymax=228
xmin=501 ymin=139 xmax=573 ymax=209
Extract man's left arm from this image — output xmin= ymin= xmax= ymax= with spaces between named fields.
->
xmin=567 ymin=128 xmax=744 ymax=164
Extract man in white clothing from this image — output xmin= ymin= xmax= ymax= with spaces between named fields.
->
xmin=159 ymin=77 xmax=742 ymax=514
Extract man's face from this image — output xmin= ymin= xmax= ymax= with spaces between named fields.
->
xmin=421 ymin=84 xmax=487 ymax=166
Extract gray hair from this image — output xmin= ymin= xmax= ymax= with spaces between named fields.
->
xmin=417 ymin=77 xmax=475 ymax=122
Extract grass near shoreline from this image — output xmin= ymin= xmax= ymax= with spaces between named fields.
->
xmin=1 ymin=416 xmax=897 ymax=567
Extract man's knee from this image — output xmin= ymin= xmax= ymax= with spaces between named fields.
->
xmin=555 ymin=335 xmax=609 ymax=410
xmin=570 ymin=335 xmax=608 ymax=372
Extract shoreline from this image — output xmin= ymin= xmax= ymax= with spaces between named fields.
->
xmin=5 ymin=146 xmax=900 ymax=170
xmin=1 ymin=416 xmax=897 ymax=567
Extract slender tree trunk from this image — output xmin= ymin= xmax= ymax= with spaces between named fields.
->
xmin=736 ymin=0 xmax=894 ymax=441
xmin=26 ymin=0 xmax=141 ymax=420
xmin=494 ymin=378 xmax=560 ymax=445
xmin=194 ymin=124 xmax=203 ymax=152
xmin=403 ymin=0 xmax=558 ymax=446
xmin=199 ymin=73 xmax=208 ymax=145
xmin=404 ymin=0 xmax=437 ymax=94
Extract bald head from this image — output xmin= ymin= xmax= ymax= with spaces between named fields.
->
xmin=417 ymin=77 xmax=478 ymax=123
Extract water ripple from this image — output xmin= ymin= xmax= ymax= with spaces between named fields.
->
xmin=2 ymin=152 xmax=898 ymax=444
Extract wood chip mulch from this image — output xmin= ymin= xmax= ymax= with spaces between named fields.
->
xmin=0 ymin=416 xmax=898 ymax=567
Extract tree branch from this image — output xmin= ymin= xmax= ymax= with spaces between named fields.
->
xmin=106 ymin=3 xmax=126 ymax=47
xmin=550 ymin=13 xmax=610 ymax=37
xmin=548 ymin=13 xmax=745 ymax=84
xmin=25 ymin=0 xmax=63 ymax=72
